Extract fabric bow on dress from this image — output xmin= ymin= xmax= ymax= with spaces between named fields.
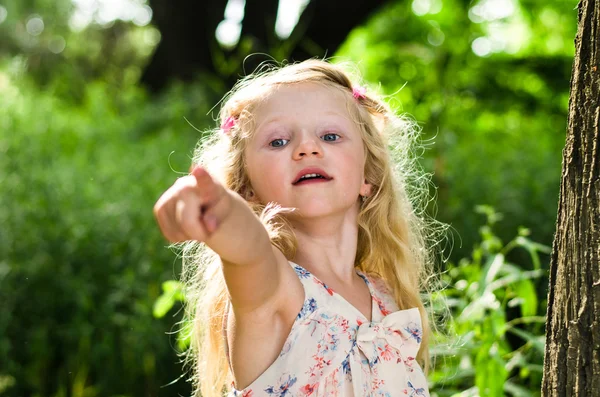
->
xmin=356 ymin=308 xmax=422 ymax=367
xmin=350 ymin=308 xmax=424 ymax=396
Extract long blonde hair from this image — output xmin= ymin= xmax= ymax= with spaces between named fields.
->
xmin=179 ymin=59 xmax=439 ymax=397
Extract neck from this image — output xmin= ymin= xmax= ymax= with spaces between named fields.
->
xmin=289 ymin=208 xmax=360 ymax=285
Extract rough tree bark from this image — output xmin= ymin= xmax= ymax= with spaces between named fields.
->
xmin=541 ymin=0 xmax=600 ymax=396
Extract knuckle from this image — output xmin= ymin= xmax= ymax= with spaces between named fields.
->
xmin=153 ymin=198 xmax=168 ymax=217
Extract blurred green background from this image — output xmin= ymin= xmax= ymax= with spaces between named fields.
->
xmin=0 ymin=0 xmax=576 ymax=396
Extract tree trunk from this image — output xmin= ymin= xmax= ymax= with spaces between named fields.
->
xmin=541 ymin=0 xmax=600 ymax=396
xmin=288 ymin=0 xmax=388 ymax=61
xmin=141 ymin=0 xmax=227 ymax=92
xmin=140 ymin=0 xmax=388 ymax=92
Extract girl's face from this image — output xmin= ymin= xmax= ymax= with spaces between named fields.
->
xmin=244 ymin=82 xmax=371 ymax=220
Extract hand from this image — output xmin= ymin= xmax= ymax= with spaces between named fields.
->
xmin=153 ymin=166 xmax=232 ymax=243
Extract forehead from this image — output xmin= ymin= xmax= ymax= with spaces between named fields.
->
xmin=252 ymin=82 xmax=351 ymax=123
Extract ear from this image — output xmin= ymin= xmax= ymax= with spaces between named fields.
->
xmin=246 ymin=189 xmax=259 ymax=203
xmin=360 ymin=180 xmax=373 ymax=197
xmin=241 ymin=186 xmax=255 ymax=202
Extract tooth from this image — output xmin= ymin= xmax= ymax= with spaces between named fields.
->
xmin=298 ymin=173 xmax=325 ymax=181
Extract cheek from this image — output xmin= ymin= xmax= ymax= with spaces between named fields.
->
xmin=341 ymin=151 xmax=366 ymax=181
xmin=260 ymin=177 xmax=285 ymax=197
xmin=247 ymin=155 xmax=287 ymax=197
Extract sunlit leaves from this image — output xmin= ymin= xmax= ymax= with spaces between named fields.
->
xmin=337 ymin=0 xmax=573 ymax=262
xmin=430 ymin=208 xmax=548 ymax=396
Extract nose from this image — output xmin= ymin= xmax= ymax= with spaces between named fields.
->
xmin=292 ymin=135 xmax=323 ymax=160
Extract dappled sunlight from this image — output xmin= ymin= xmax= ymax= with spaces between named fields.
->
xmin=275 ymin=0 xmax=310 ymax=39
xmin=469 ymin=0 xmax=530 ymax=56
xmin=70 ymin=0 xmax=152 ymax=30
xmin=216 ymin=0 xmax=245 ymax=48
xmin=0 ymin=5 xmax=7 ymax=24
xmin=215 ymin=0 xmax=310 ymax=47
xmin=469 ymin=0 xmax=517 ymax=22
xmin=412 ymin=0 xmax=443 ymax=16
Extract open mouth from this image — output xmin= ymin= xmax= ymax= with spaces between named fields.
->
xmin=293 ymin=173 xmax=332 ymax=185
xmin=292 ymin=168 xmax=333 ymax=185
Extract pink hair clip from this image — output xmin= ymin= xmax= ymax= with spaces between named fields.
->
xmin=352 ymin=85 xmax=367 ymax=100
xmin=220 ymin=116 xmax=236 ymax=134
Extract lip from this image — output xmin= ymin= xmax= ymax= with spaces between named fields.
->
xmin=292 ymin=167 xmax=333 ymax=184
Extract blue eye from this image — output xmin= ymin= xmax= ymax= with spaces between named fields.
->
xmin=269 ymin=138 xmax=289 ymax=148
xmin=322 ymin=133 xmax=340 ymax=142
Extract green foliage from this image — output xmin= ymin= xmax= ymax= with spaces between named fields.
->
xmin=0 ymin=0 xmax=160 ymax=100
xmin=0 ymin=0 xmax=575 ymax=395
xmin=337 ymin=0 xmax=574 ymax=261
xmin=430 ymin=206 xmax=550 ymax=396
xmin=153 ymin=280 xmax=191 ymax=352
xmin=0 ymin=70 xmax=215 ymax=396
xmin=153 ymin=281 xmax=185 ymax=319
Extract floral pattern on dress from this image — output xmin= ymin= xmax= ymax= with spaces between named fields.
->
xmin=298 ymin=298 xmax=318 ymax=319
xmin=228 ymin=262 xmax=430 ymax=397
xmin=264 ymin=374 xmax=297 ymax=396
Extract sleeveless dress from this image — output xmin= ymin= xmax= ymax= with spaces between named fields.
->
xmin=224 ymin=261 xmax=430 ymax=397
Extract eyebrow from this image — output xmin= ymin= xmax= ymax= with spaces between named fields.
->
xmin=254 ymin=108 xmax=353 ymax=141
xmin=259 ymin=111 xmax=348 ymax=126
xmin=324 ymin=111 xmax=346 ymax=118
xmin=257 ymin=116 xmax=285 ymax=130
xmin=323 ymin=111 xmax=353 ymax=128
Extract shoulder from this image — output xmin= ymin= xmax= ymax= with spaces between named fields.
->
xmin=231 ymin=247 xmax=304 ymax=321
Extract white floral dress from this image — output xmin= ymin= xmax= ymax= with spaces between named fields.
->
xmin=225 ymin=261 xmax=430 ymax=397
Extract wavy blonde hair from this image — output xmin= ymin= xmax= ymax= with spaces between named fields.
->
xmin=178 ymin=59 xmax=440 ymax=397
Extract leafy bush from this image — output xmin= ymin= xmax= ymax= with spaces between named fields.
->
xmin=430 ymin=206 xmax=550 ymax=397
xmin=0 ymin=69 xmax=215 ymax=396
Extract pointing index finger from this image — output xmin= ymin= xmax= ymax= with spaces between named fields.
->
xmin=191 ymin=166 xmax=222 ymax=204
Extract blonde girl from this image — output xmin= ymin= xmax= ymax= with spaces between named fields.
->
xmin=154 ymin=59 xmax=436 ymax=397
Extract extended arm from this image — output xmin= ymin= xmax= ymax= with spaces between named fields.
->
xmin=154 ymin=166 xmax=290 ymax=312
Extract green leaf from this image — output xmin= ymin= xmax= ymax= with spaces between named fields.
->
xmin=506 ymin=327 xmax=546 ymax=354
xmin=450 ymin=386 xmax=479 ymax=397
xmin=479 ymin=253 xmax=505 ymax=295
xmin=176 ymin=316 xmax=193 ymax=351
xmin=152 ymin=280 xmax=186 ymax=318
xmin=152 ymin=293 xmax=177 ymax=319
xmin=475 ymin=342 xmax=508 ymax=397
xmin=504 ymin=380 xmax=535 ymax=397
xmin=489 ymin=306 xmax=508 ymax=339
xmin=487 ymin=269 xmax=545 ymax=293
xmin=161 ymin=280 xmax=185 ymax=301
xmin=514 ymin=236 xmax=552 ymax=270
xmin=516 ymin=278 xmax=538 ymax=317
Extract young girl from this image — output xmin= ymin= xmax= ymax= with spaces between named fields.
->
xmin=154 ymin=60 xmax=436 ymax=397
